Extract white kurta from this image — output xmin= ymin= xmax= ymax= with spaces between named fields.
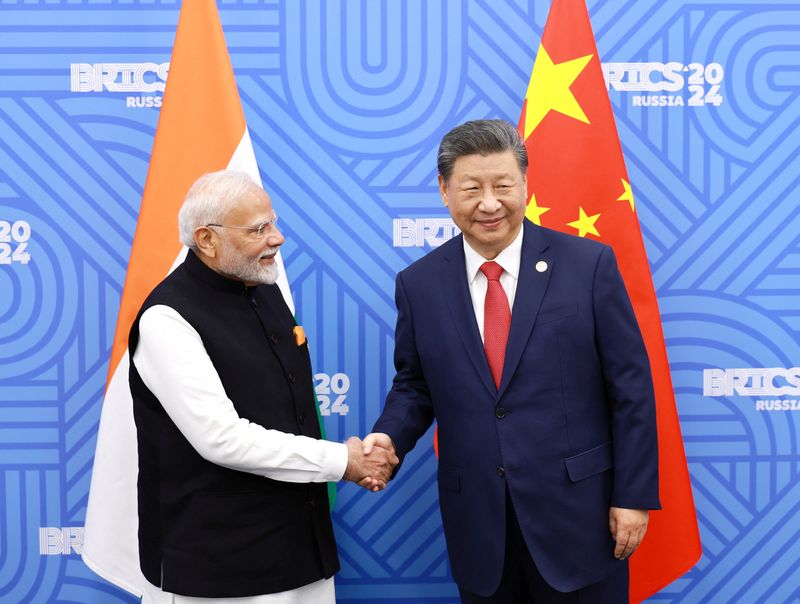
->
xmin=132 ymin=304 xmax=348 ymax=603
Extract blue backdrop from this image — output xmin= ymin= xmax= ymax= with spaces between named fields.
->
xmin=1 ymin=1 xmax=800 ymax=602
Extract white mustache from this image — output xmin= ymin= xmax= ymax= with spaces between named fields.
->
xmin=260 ymin=248 xmax=280 ymax=260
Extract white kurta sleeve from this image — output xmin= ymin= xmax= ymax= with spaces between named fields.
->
xmin=131 ymin=304 xmax=348 ymax=483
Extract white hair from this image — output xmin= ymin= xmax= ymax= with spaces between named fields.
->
xmin=177 ymin=170 xmax=260 ymax=248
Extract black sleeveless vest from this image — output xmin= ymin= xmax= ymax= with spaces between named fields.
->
xmin=129 ymin=250 xmax=339 ymax=597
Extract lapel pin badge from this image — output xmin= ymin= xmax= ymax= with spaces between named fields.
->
xmin=535 ymin=260 xmax=548 ymax=273
xmin=293 ymin=325 xmax=307 ymax=346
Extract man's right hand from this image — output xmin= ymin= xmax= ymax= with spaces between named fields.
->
xmin=362 ymin=432 xmax=395 ymax=456
xmin=344 ymin=436 xmax=398 ymax=492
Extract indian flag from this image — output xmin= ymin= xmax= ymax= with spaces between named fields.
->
xmin=82 ymin=1 xmax=294 ymax=597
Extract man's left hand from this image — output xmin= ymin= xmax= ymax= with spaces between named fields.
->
xmin=609 ymin=507 xmax=648 ymax=560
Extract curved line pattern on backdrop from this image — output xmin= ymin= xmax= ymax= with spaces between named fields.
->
xmin=283 ymin=0 xmax=465 ymax=153
xmin=0 ymin=208 xmax=77 ymax=381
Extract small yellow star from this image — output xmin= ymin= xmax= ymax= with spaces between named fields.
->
xmin=525 ymin=194 xmax=550 ymax=225
xmin=617 ymin=178 xmax=635 ymax=212
xmin=523 ymin=44 xmax=593 ymax=139
xmin=567 ymin=207 xmax=601 ymax=238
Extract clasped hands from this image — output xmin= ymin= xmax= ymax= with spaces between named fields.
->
xmin=343 ymin=432 xmax=397 ymax=492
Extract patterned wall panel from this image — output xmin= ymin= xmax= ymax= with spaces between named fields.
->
xmin=1 ymin=1 xmax=799 ymax=602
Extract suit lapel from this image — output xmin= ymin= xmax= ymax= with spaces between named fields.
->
xmin=439 ymin=237 xmax=497 ymax=398
xmin=497 ymin=221 xmax=552 ymax=400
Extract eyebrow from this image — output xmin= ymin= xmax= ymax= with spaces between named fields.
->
xmin=457 ymin=174 xmax=517 ymax=183
xmin=252 ymin=214 xmax=277 ymax=226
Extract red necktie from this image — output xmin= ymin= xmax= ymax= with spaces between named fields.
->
xmin=480 ymin=261 xmax=511 ymax=389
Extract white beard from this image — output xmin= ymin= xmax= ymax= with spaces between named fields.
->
xmin=217 ymin=238 xmax=280 ymax=285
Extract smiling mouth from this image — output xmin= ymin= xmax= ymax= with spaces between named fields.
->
xmin=477 ymin=217 xmax=504 ymax=228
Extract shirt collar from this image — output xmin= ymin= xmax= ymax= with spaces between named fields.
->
xmin=463 ymin=223 xmax=524 ymax=284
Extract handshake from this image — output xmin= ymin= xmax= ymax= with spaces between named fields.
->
xmin=343 ymin=432 xmax=398 ymax=492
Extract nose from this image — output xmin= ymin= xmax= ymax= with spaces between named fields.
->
xmin=267 ymin=227 xmax=285 ymax=247
xmin=478 ymin=192 xmax=502 ymax=212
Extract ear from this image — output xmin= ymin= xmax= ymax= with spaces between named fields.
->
xmin=438 ymin=174 xmax=448 ymax=207
xmin=194 ymin=226 xmax=217 ymax=259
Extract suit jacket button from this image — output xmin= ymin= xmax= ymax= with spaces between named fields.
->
xmin=298 ymin=412 xmax=305 ymax=425
xmin=250 ymin=297 xmax=258 ymax=307
xmin=495 ymin=407 xmax=506 ymax=419
xmin=496 ymin=466 xmax=505 ymax=478
xmin=287 ymin=371 xmax=295 ymax=383
xmin=270 ymin=333 xmax=279 ymax=344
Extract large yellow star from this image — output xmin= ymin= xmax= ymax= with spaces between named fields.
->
xmin=524 ymin=44 xmax=593 ymax=138
xmin=567 ymin=207 xmax=601 ymax=238
xmin=617 ymin=178 xmax=635 ymax=212
xmin=525 ymin=193 xmax=550 ymax=225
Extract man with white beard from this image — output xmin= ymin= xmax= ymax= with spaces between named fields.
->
xmin=128 ymin=170 xmax=397 ymax=603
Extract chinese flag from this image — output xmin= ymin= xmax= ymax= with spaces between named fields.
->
xmin=519 ymin=1 xmax=702 ymax=601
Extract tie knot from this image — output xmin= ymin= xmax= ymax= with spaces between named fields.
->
xmin=480 ymin=261 xmax=504 ymax=281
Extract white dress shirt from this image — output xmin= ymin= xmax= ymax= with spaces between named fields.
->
xmin=132 ymin=304 xmax=347 ymax=603
xmin=463 ymin=224 xmax=524 ymax=342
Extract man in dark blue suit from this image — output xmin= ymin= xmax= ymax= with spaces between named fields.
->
xmin=364 ymin=120 xmax=660 ymax=603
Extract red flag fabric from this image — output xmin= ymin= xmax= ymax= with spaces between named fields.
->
xmin=518 ymin=1 xmax=702 ymax=601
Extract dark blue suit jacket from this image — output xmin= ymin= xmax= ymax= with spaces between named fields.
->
xmin=374 ymin=219 xmax=660 ymax=595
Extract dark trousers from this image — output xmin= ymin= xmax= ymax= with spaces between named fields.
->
xmin=459 ymin=492 xmax=629 ymax=604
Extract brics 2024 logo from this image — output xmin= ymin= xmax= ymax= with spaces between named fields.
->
xmin=393 ymin=218 xmax=460 ymax=248
xmin=0 ymin=220 xmax=31 ymax=265
xmin=704 ymin=367 xmax=800 ymax=411
xmin=314 ymin=372 xmax=351 ymax=417
xmin=70 ymin=63 xmax=168 ymax=108
xmin=602 ymin=62 xmax=724 ymax=108
xmin=39 ymin=527 xmax=83 ymax=556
